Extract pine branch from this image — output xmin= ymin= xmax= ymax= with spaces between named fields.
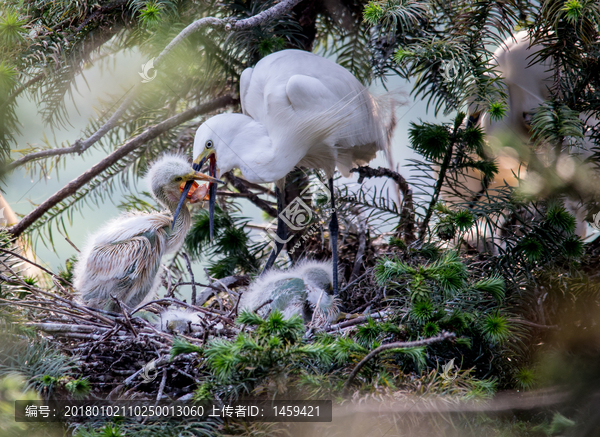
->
xmin=351 ymin=165 xmax=415 ymax=243
xmin=7 ymin=0 xmax=302 ymax=171
xmin=418 ymin=120 xmax=462 ymax=239
xmin=343 ymin=331 xmax=456 ymax=391
xmin=7 ymin=95 xmax=236 ymax=238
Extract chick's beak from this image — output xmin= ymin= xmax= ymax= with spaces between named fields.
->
xmin=191 ymin=171 xmax=222 ymax=184
xmin=172 ymin=171 xmax=223 ymax=230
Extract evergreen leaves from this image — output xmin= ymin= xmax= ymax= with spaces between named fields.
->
xmin=185 ymin=206 xmax=260 ymax=278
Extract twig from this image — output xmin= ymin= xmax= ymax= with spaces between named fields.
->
xmin=7 ymin=0 xmax=301 ymax=171
xmin=156 ymin=368 xmax=168 ymax=403
xmin=326 ymin=312 xmax=385 ymax=332
xmin=0 ymin=262 xmax=115 ymax=327
xmin=253 ymin=299 xmax=273 ymax=313
xmin=64 ymin=236 xmax=81 ymax=253
xmin=131 ymin=297 xmax=236 ymax=327
xmin=224 ymin=172 xmax=277 ymax=217
xmin=349 ymin=221 xmax=367 ymax=283
xmin=23 ymin=322 xmax=113 ymax=334
xmin=509 ymin=318 xmax=559 ymax=330
xmin=0 ymin=248 xmax=70 ymax=285
xmin=418 ymin=123 xmax=460 ymax=240
xmin=181 ymin=253 xmax=197 ymax=306
xmin=111 ymin=294 xmax=138 ymax=337
xmin=343 ymin=332 xmax=456 ymax=392
xmin=351 ymin=166 xmax=415 ymax=243
xmin=8 ymin=96 xmax=235 ymax=238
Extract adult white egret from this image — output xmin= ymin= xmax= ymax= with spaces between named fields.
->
xmin=176 ymin=49 xmax=392 ymax=294
xmin=74 ymin=155 xmax=222 ymax=312
xmin=459 ymin=31 xmax=596 ymax=239
xmin=239 ymin=260 xmax=340 ymax=328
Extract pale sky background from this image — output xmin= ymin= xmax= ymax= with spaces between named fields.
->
xmin=3 ymin=43 xmax=453 ymax=296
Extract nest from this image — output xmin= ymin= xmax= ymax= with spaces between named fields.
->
xmin=1 ymin=249 xmax=245 ymax=401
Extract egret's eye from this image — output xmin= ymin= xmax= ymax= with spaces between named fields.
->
xmin=175 ymin=177 xmax=183 ymax=182
xmin=205 ymin=140 xmax=213 ymax=149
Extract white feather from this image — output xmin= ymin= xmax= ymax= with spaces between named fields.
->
xmin=193 ymin=49 xmax=400 ymax=182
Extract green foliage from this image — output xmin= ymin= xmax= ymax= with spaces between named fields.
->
xmin=410 ymin=299 xmax=434 ymax=322
xmin=65 ymin=378 xmax=91 ymax=399
xmin=201 ymin=311 xmax=332 ymax=392
xmin=408 ymin=122 xmax=450 ymax=161
xmin=364 ymin=2 xmax=385 ymax=25
xmin=562 ymin=0 xmax=583 ymax=24
xmin=530 ymin=101 xmax=584 ymax=147
xmin=514 ymin=367 xmax=536 ymax=390
xmin=363 ymin=0 xmax=428 ymax=33
xmin=488 ymin=101 xmax=508 ymax=121
xmin=185 ymin=206 xmax=260 ymax=278
xmin=480 ymin=312 xmax=511 ymax=344
xmin=472 ymin=275 xmax=506 ymax=302
xmin=546 ymin=202 xmax=576 ymax=233
xmin=58 ymin=255 xmax=77 ymax=284
xmin=170 ymin=337 xmax=202 ymax=358
xmin=0 ymin=9 xmax=27 ymax=46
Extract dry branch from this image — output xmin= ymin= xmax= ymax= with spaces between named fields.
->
xmin=224 ymin=171 xmax=277 ymax=217
xmin=8 ymin=0 xmax=302 ymax=170
xmin=351 ymin=165 xmax=415 ymax=243
xmin=344 ymin=332 xmax=456 ymax=391
xmin=7 ymin=95 xmax=235 ymax=238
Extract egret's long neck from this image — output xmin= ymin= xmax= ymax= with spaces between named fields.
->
xmin=217 ymin=117 xmax=293 ymax=183
xmin=156 ymin=189 xmax=192 ymax=251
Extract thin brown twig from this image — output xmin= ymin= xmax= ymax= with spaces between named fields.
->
xmin=351 ymin=165 xmax=415 ymax=243
xmin=0 ymin=248 xmax=70 ymax=285
xmin=181 ymin=253 xmax=197 ymax=306
xmin=343 ymin=332 xmax=456 ymax=392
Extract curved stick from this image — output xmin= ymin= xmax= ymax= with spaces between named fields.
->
xmin=343 ymin=332 xmax=456 ymax=392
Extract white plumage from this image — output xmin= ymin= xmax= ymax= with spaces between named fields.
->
xmin=459 ymin=31 xmax=597 ymax=239
xmin=74 ymin=155 xmax=217 ymax=312
xmin=192 ymin=49 xmax=390 ymax=182
xmin=239 ymin=260 xmax=340 ymax=328
xmin=187 ymin=49 xmax=396 ymax=289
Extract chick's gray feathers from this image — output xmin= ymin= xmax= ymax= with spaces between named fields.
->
xmin=239 ymin=260 xmax=340 ymax=328
xmin=74 ymin=155 xmax=195 ymax=312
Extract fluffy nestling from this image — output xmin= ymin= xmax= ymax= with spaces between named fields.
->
xmin=74 ymin=155 xmax=220 ymax=312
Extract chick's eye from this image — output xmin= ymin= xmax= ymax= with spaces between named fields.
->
xmin=205 ymin=140 xmax=213 ymax=149
xmin=175 ymin=177 xmax=182 ymax=182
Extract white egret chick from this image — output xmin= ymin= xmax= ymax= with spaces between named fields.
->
xmin=177 ymin=49 xmax=393 ymax=294
xmin=239 ymin=260 xmax=340 ymax=328
xmin=74 ymin=155 xmax=222 ymax=312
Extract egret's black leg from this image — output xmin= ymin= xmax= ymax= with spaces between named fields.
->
xmin=328 ymin=177 xmax=339 ymax=295
xmin=262 ymin=186 xmax=287 ymax=275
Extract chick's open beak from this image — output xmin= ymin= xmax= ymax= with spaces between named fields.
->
xmin=172 ymin=171 xmax=223 ymax=229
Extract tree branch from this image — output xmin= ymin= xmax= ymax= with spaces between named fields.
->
xmin=7 ymin=95 xmax=236 ymax=238
xmin=351 ymin=166 xmax=416 ymax=244
xmin=223 ymin=172 xmax=277 ymax=217
xmin=7 ymin=0 xmax=302 ymax=171
xmin=343 ymin=332 xmax=456 ymax=392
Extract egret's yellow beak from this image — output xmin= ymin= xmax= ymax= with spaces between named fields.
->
xmin=192 ymin=148 xmax=216 ymax=172
xmin=172 ymin=169 xmax=223 ymax=230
